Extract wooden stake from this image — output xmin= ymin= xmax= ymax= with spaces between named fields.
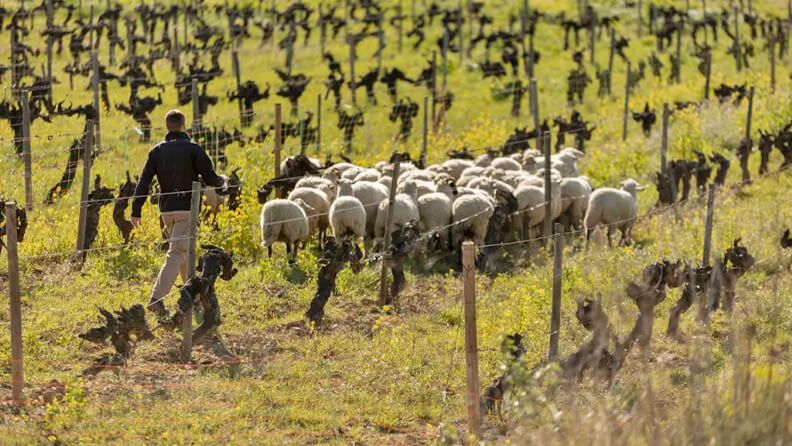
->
xmin=397 ymin=2 xmax=403 ymax=52
xmin=349 ymin=36 xmax=357 ymax=106
xmin=543 ymin=131 xmax=552 ymax=246
xmin=274 ymin=103 xmax=282 ymax=178
xmin=745 ymin=86 xmax=755 ymax=140
xmin=607 ymin=28 xmax=615 ymax=95
xmin=734 ymin=6 xmax=742 ymax=71
xmin=316 ymin=94 xmax=322 ymax=154
xmin=530 ymin=79 xmax=541 ymax=152
xmin=704 ymin=52 xmax=712 ymax=100
xmin=702 ymin=187 xmax=716 ymax=267
xmin=623 ymin=61 xmax=631 ymax=141
xmin=431 ymin=50 xmax=437 ymax=132
xmin=379 ymin=158 xmax=402 ymax=306
xmin=5 ymin=202 xmax=24 ymax=404
xmin=675 ymin=23 xmax=683 ymax=83
xmin=191 ymin=78 xmax=200 ymax=134
xmin=770 ymin=38 xmax=776 ymax=92
xmin=549 ymin=223 xmax=564 ymax=359
xmin=637 ymin=0 xmax=643 ymax=36
xmin=462 ymin=241 xmax=481 ymax=437
xmin=421 ymin=96 xmax=428 ymax=167
xmin=91 ymin=51 xmax=101 ymax=149
xmin=231 ymin=48 xmax=244 ymax=126
xmin=20 ymin=90 xmax=33 ymax=211
xmin=76 ymin=121 xmax=94 ymax=259
xmin=661 ymin=103 xmax=670 ymax=173
xmin=181 ymin=181 xmax=201 ymax=363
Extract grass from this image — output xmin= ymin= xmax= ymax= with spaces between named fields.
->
xmin=1 ymin=0 xmax=792 ymax=444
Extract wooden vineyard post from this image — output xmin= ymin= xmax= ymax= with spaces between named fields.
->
xmin=623 ymin=60 xmax=631 ymax=141
xmin=675 ymin=23 xmax=683 ymax=83
xmin=734 ymin=6 xmax=742 ymax=71
xmin=231 ymin=47 xmax=244 ymax=127
xmin=181 ymin=181 xmax=201 ymax=362
xmin=661 ymin=103 xmax=669 ymax=174
xmin=349 ymin=36 xmax=357 ymax=106
xmin=45 ymin=0 xmax=54 ymax=99
xmin=91 ymin=50 xmax=101 ymax=149
xmin=770 ymin=38 xmax=776 ymax=92
xmin=530 ymin=79 xmax=541 ymax=152
xmin=379 ymin=158 xmax=402 ymax=306
xmin=397 ymin=3 xmax=404 ymax=53
xmin=543 ymin=132 xmax=552 ymax=247
xmin=607 ymin=28 xmax=615 ymax=95
xmin=421 ymin=96 xmax=428 ymax=167
xmin=702 ymin=187 xmax=716 ymax=268
xmin=745 ymin=86 xmax=755 ymax=141
xmin=316 ymin=94 xmax=322 ymax=154
xmin=704 ymin=52 xmax=712 ymax=100
xmin=20 ymin=89 xmax=33 ymax=211
xmin=457 ymin=0 xmax=464 ymax=63
xmin=462 ymin=241 xmax=481 ymax=437
xmin=274 ymin=103 xmax=282 ymax=179
xmin=5 ymin=202 xmax=25 ymax=404
xmin=431 ymin=50 xmax=437 ymax=133
xmin=549 ymin=223 xmax=564 ymax=359
xmin=75 ymin=121 xmax=94 ymax=263
xmin=637 ymin=0 xmax=643 ymax=36
xmin=191 ymin=78 xmax=200 ymax=135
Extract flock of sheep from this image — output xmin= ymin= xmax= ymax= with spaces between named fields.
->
xmin=257 ymin=146 xmax=645 ymax=264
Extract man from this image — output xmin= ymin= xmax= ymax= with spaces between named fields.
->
xmin=131 ymin=110 xmax=226 ymax=317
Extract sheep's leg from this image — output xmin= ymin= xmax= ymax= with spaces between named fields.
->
xmin=267 ymin=245 xmax=273 ymax=258
xmin=606 ymin=226 xmax=615 ymax=248
xmin=289 ymin=242 xmax=298 ymax=265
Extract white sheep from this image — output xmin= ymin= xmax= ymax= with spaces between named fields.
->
xmin=440 ymin=159 xmax=475 ymax=179
xmin=354 ymin=168 xmax=381 ymax=182
xmin=559 ymin=177 xmax=592 ymax=231
xmin=418 ymin=192 xmax=453 ymax=249
xmin=260 ymin=198 xmax=311 ymax=264
xmin=295 ymin=175 xmax=337 ymax=201
xmin=352 ymin=180 xmax=389 ymax=252
xmin=288 ymin=187 xmax=330 ymax=242
xmin=584 ymin=179 xmax=644 ymax=247
xmin=490 ymin=157 xmax=522 ymax=171
xmin=451 ymin=193 xmax=494 ymax=247
xmin=329 ymin=179 xmax=368 ymax=248
xmin=397 ymin=179 xmax=436 ymax=197
xmin=374 ymin=181 xmax=420 ymax=241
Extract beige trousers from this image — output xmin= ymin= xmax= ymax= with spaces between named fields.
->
xmin=149 ymin=211 xmax=191 ymax=307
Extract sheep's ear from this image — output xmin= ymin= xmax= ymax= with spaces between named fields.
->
xmin=635 ymin=183 xmax=646 ymax=191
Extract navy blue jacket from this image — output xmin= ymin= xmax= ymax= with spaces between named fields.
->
xmin=131 ymin=131 xmax=224 ymax=217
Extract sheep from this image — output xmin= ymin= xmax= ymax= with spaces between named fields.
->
xmin=351 ymin=180 xmax=389 ymax=252
xmin=398 ymin=169 xmax=435 ymax=184
xmin=451 ymin=193 xmax=495 ymax=248
xmin=329 ymin=179 xmax=367 ymax=248
xmin=397 ymin=179 xmax=436 ymax=197
xmin=584 ymin=179 xmax=644 ymax=247
xmin=490 ymin=157 xmax=522 ymax=171
xmin=353 ymin=168 xmax=381 ymax=182
xmin=288 ymin=187 xmax=330 ymax=243
xmin=559 ymin=177 xmax=592 ymax=231
xmin=374 ymin=181 xmax=420 ymax=241
xmin=511 ymin=179 xmax=562 ymax=239
xmin=418 ymin=192 xmax=453 ymax=250
xmin=260 ymin=199 xmax=311 ymax=264
xmin=440 ymin=159 xmax=475 ymax=179
xmin=323 ymin=162 xmax=358 ymax=180
xmin=295 ymin=175 xmax=338 ymax=201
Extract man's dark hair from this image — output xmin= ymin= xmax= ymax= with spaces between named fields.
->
xmin=165 ymin=110 xmax=186 ymax=131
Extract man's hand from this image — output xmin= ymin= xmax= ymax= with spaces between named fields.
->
xmin=131 ymin=217 xmax=141 ymax=228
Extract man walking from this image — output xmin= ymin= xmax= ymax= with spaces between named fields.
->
xmin=131 ymin=110 xmax=226 ymax=316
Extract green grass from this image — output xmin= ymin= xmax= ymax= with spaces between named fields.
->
xmin=1 ymin=0 xmax=792 ymax=444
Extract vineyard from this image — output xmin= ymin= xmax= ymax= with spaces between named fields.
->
xmin=1 ymin=0 xmax=792 ymax=444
